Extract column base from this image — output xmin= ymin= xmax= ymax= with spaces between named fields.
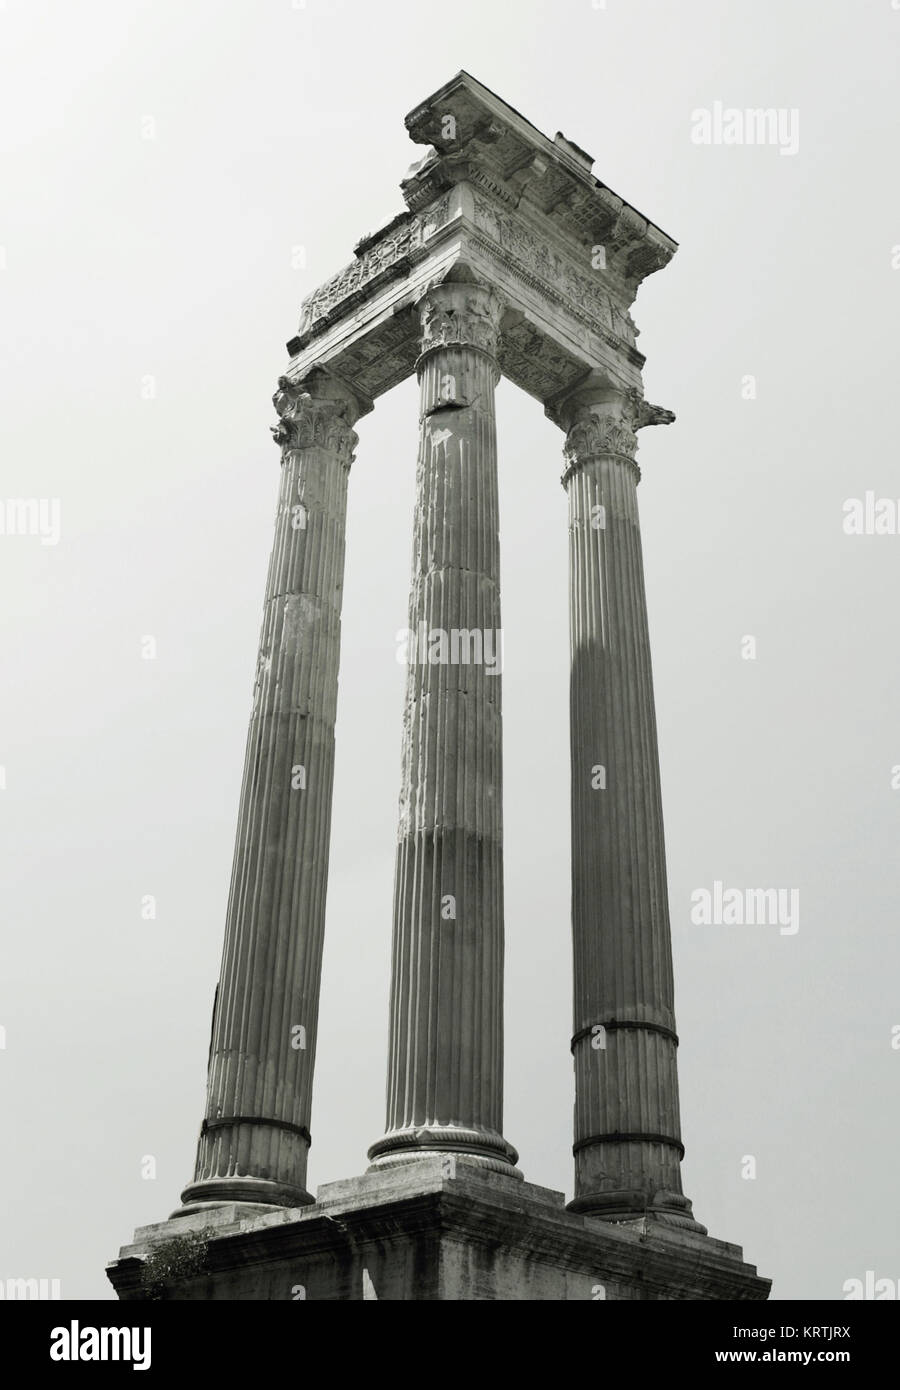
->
xmin=567 ymin=1189 xmax=707 ymax=1235
xmin=367 ymin=1125 xmax=521 ymax=1179
xmin=177 ymin=1176 xmax=314 ymax=1213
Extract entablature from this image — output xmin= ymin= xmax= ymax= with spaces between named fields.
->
xmin=284 ymin=72 xmax=677 ymax=421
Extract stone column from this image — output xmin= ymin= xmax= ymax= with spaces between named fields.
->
xmin=368 ymin=282 xmax=519 ymax=1176
xmin=180 ymin=370 xmax=364 ymax=1211
xmin=559 ymin=384 xmax=700 ymax=1227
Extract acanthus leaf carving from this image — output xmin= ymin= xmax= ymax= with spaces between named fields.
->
xmin=563 ymin=405 xmax=638 ymax=469
xmin=271 ymin=376 xmax=358 ymax=467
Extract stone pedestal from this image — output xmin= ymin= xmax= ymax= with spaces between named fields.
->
xmin=108 ymin=1158 xmax=769 ymax=1301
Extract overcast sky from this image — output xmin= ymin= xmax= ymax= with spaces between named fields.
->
xmin=1 ymin=0 xmax=898 ymax=1300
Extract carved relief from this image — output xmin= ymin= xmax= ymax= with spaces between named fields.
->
xmin=610 ymin=206 xmax=645 ymax=246
xmin=298 ymin=196 xmax=455 ymax=336
xmin=298 ymin=224 xmax=412 ymax=334
xmin=338 ymin=315 xmax=418 ymax=401
xmin=471 ymin=192 xmax=635 ymax=348
xmin=410 ymin=193 xmax=454 ymax=248
xmin=560 ymin=390 xmax=674 ymax=480
xmin=632 ymin=398 xmax=676 ymax=430
xmin=418 ymin=284 xmax=503 ymax=357
xmin=500 ymin=318 xmax=584 ymax=400
xmin=270 ymin=376 xmax=358 ymax=467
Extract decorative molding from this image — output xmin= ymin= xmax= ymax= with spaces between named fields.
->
xmin=400 ymin=73 xmax=678 ymax=298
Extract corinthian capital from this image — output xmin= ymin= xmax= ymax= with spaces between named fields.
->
xmin=270 ymin=373 xmax=361 ymax=468
xmin=563 ymin=405 xmax=638 ymax=470
xmin=555 ymin=382 xmax=675 ymax=485
xmin=417 ymin=282 xmax=504 ymax=360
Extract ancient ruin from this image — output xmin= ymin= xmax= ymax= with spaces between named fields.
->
xmin=108 ymin=71 xmax=769 ymax=1301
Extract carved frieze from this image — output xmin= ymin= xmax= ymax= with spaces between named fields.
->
xmin=470 ymin=192 xmax=637 ymax=350
xmin=297 ymin=195 xmax=455 ymax=338
xmin=413 ymin=193 xmax=454 ymax=247
xmin=297 ymin=225 xmax=413 ymax=336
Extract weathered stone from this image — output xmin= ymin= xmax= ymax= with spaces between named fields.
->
xmin=553 ymin=381 xmax=697 ymax=1227
xmin=109 ymin=1158 xmax=769 ymax=1301
xmin=180 ymin=369 xmax=369 ymax=1212
xmin=107 ymin=71 xmax=770 ymax=1302
xmin=367 ymin=282 xmax=518 ymax=1176
xmin=285 ymin=72 xmax=677 ymax=413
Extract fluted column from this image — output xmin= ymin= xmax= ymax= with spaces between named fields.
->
xmin=560 ymin=384 xmax=700 ymax=1227
xmin=368 ymin=282 xmax=518 ymax=1175
xmin=180 ymin=369 xmax=365 ymax=1210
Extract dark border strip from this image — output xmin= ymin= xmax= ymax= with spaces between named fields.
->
xmin=573 ymin=1131 xmax=685 ymax=1159
xmin=201 ymin=1116 xmax=311 ymax=1145
xmin=570 ymin=1019 xmax=679 ymax=1052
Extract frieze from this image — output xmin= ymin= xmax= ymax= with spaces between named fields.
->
xmin=297 ymin=195 xmax=454 ymax=337
xmin=471 ymin=192 xmax=637 ymax=348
